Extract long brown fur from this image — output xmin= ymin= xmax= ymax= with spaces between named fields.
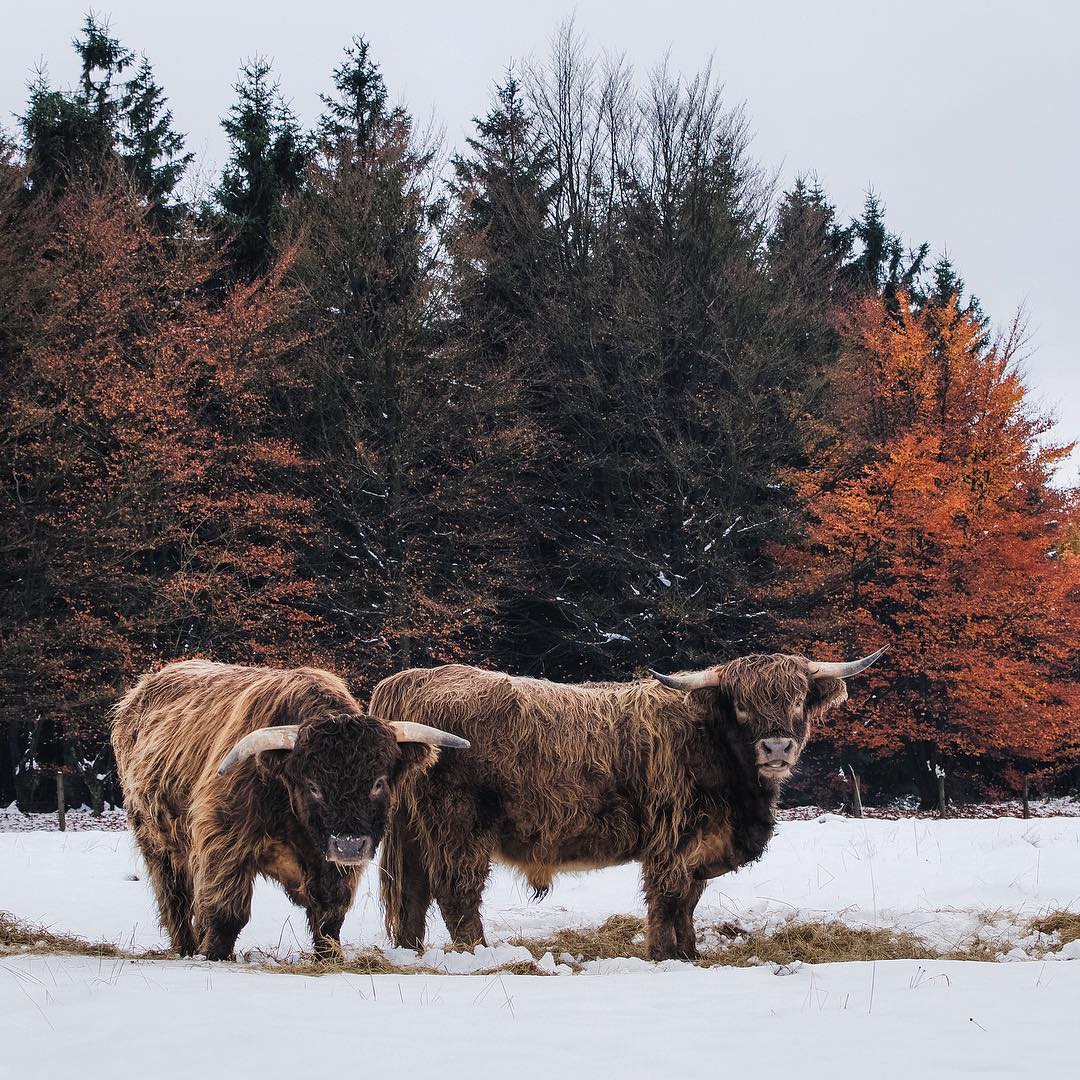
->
xmin=113 ymin=660 xmax=433 ymax=960
xmin=375 ymin=658 xmax=848 ymax=960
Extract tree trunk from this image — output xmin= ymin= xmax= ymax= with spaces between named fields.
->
xmin=846 ymin=764 xmax=863 ymax=819
xmin=56 ymin=771 xmax=66 ymax=832
xmin=1021 ymin=777 xmax=1030 ymax=819
xmin=10 ymin=715 xmax=46 ymax=812
xmin=936 ymin=772 xmax=948 ymax=818
xmin=911 ymin=743 xmax=939 ymax=811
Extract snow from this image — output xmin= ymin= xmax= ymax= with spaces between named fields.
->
xmin=1 ymin=818 xmax=1077 ymax=1076
xmin=4 ymin=817 xmax=1078 ymax=957
xmin=0 ymin=953 xmax=1074 ymax=1080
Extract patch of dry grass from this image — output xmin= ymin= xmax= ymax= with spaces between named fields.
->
xmin=514 ymin=916 xmax=1006 ymax=968
xmin=1027 ymin=911 xmax=1080 ymax=952
xmin=0 ymin=911 xmax=158 ymax=959
xmin=512 ymin=914 xmax=649 ymax=963
xmin=261 ymin=949 xmax=439 ymax=977
xmin=700 ymin=921 xmax=940 ymax=967
xmin=0 ymin=907 xmax=1031 ymax=975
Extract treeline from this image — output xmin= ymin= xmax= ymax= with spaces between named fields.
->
xmin=1 ymin=17 xmax=1077 ymax=813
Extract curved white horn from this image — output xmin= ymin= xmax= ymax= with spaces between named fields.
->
xmin=805 ymin=646 xmax=888 ymax=680
xmin=388 ymin=721 xmax=470 ymax=749
xmin=217 ymin=726 xmax=299 ymax=775
xmin=649 ymin=668 xmax=721 ymax=691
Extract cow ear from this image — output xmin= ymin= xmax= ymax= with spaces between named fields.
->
xmin=391 ymin=742 xmax=437 ymax=783
xmin=253 ymin=748 xmax=293 ymax=780
xmin=807 ymin=676 xmax=847 ymax=716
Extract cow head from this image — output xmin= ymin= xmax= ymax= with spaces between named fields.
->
xmin=651 ymin=648 xmax=886 ymax=786
xmin=216 ymin=714 xmax=468 ymax=866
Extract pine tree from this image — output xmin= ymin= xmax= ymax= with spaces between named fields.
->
xmin=846 ymin=191 xmax=928 ymax=311
xmin=0 ymin=175 xmax=321 ymax=809
xmin=214 ymin=59 xmax=308 ymax=278
xmin=766 ymin=177 xmax=853 ymax=387
xmin=119 ymin=57 xmax=193 ymax=228
xmin=74 ymin=14 xmax=134 ymax=132
xmin=318 ymin=36 xmax=398 ymax=152
xmin=449 ymin=72 xmax=556 ymax=369
xmin=20 ymin=17 xmax=190 ymax=220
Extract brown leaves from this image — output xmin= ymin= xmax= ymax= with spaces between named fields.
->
xmin=1 ymin=180 xmax=328 ymax=749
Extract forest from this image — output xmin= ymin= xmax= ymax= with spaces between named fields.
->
xmin=1 ymin=15 xmax=1077 ymax=814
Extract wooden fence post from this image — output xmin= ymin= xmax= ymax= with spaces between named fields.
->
xmin=846 ymin=764 xmax=863 ymax=819
xmin=56 ymin=770 xmax=66 ymax=832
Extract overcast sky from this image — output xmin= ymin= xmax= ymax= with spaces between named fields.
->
xmin=4 ymin=1 xmax=1077 ymax=481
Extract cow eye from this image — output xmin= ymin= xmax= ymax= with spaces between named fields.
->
xmin=308 ymin=783 xmax=324 ymax=801
xmin=370 ymin=776 xmax=389 ymax=800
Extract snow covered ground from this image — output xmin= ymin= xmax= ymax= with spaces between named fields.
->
xmin=2 ymin=817 xmax=1078 ymax=1077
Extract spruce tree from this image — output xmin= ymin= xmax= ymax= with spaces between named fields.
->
xmin=20 ymin=17 xmax=190 ymax=221
xmin=847 ymin=191 xmax=929 ymax=310
xmin=214 ymin=59 xmax=307 ymax=278
xmin=449 ymin=72 xmax=556 ymax=366
xmin=318 ymin=36 xmax=399 ymax=152
xmin=120 ymin=57 xmax=193 ymax=229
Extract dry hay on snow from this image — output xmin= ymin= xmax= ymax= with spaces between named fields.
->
xmin=4 ymin=908 xmax=1079 ymax=973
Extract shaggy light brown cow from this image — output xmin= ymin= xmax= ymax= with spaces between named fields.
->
xmin=375 ymin=649 xmax=884 ymax=960
xmin=112 ymin=660 xmax=467 ymax=960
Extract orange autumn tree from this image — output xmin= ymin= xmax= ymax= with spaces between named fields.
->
xmin=777 ymin=291 xmax=1080 ymax=803
xmin=1 ymin=178 xmax=327 ymax=809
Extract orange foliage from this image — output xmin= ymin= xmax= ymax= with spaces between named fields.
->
xmin=776 ymin=293 xmax=1080 ymax=779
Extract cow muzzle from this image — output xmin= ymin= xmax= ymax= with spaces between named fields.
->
xmin=755 ymin=738 xmax=797 ymax=780
xmin=326 ymin=834 xmax=376 ymax=865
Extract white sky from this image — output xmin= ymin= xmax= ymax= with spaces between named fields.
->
xmin=4 ymin=1 xmax=1077 ymax=482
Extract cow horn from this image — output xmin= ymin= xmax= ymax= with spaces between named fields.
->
xmin=649 ymin=668 xmax=721 ymax=691
xmin=217 ymin=726 xmax=299 ymax=775
xmin=805 ymin=646 xmax=888 ymax=680
xmin=388 ymin=721 xmax=470 ymax=750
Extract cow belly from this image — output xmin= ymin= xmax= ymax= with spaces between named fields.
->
xmin=492 ymin=847 xmax=631 ymax=894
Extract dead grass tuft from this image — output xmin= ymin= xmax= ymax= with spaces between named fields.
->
xmin=476 ymin=959 xmax=556 ymax=976
xmin=700 ymin=921 xmax=938 ymax=967
xmin=514 ymin=917 xmax=1004 ymax=968
xmin=1027 ymin=911 xmax=1080 ymax=951
xmin=517 ymin=914 xmax=648 ymax=962
xmin=262 ymin=949 xmax=438 ymax=977
xmin=0 ymin=908 xmax=1037 ymax=974
xmin=0 ymin=911 xmax=167 ymax=959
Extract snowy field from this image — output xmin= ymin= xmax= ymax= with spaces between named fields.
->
xmin=2 ymin=817 xmax=1078 ymax=1078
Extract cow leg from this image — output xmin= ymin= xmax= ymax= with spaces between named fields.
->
xmin=305 ymin=869 xmax=361 ymax=960
xmin=436 ymin=878 xmax=488 ymax=950
xmin=192 ymin=855 xmax=256 ymax=961
xmin=143 ymin=851 xmax=198 ymax=956
xmin=673 ymin=880 xmax=706 ymax=961
xmin=432 ymin=835 xmax=492 ymax=950
xmin=643 ymin=864 xmax=696 ymax=962
xmin=395 ymin=823 xmax=433 ymax=952
xmin=409 ymin=783 xmax=493 ymax=951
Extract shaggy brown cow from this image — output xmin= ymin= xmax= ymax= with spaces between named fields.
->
xmin=112 ymin=660 xmax=467 ymax=960
xmin=375 ymin=649 xmax=884 ymax=961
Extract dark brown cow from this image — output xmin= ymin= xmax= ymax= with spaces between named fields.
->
xmin=111 ymin=660 xmax=467 ymax=960
xmin=375 ymin=649 xmax=884 ymax=961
